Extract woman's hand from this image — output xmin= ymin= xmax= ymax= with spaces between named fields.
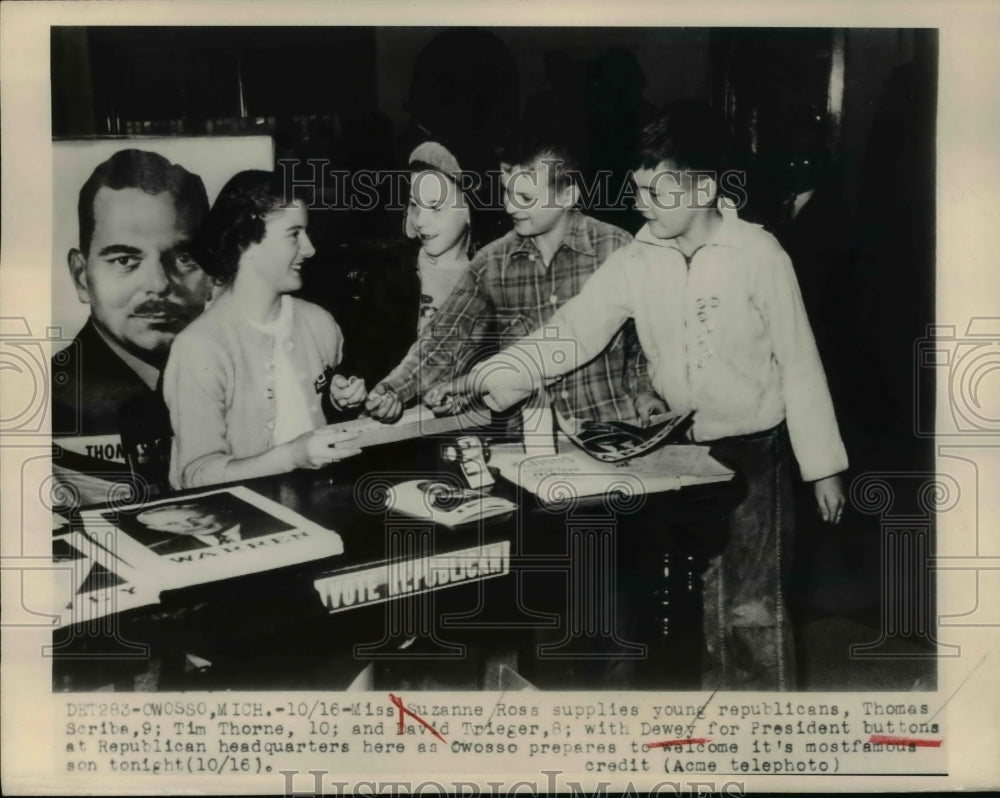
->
xmin=365 ymin=383 xmax=404 ymax=423
xmin=287 ymin=428 xmax=361 ymax=470
xmin=634 ymin=391 xmax=668 ymax=427
xmin=814 ymin=474 xmax=846 ymax=524
xmin=329 ymin=374 xmax=367 ymax=410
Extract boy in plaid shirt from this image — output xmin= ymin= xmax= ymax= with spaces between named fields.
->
xmin=365 ymin=134 xmax=660 ymax=425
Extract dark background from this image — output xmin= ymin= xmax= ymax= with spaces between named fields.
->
xmin=51 ymin=26 xmax=938 ymax=688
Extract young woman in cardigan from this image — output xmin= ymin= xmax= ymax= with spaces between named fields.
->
xmin=164 ymin=170 xmax=365 ymax=489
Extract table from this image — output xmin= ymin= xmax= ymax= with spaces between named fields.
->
xmin=52 ymin=434 xmax=741 ymax=692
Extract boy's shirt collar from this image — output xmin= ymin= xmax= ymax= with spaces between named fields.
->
xmin=558 ymin=209 xmax=598 ymax=256
xmin=635 ymin=201 xmax=743 ymax=252
xmin=509 ymin=209 xmax=596 ymax=261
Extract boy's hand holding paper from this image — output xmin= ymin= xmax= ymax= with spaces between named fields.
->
xmin=634 ymin=391 xmax=669 ymax=427
xmin=365 ymin=382 xmax=404 ymax=422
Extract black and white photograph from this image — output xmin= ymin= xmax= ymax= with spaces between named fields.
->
xmin=106 ymin=492 xmax=296 ymax=556
xmin=1 ymin=1 xmax=998 ymax=794
xmin=46 ymin=20 xmax=938 ymax=690
xmin=78 ymin=486 xmax=346 ymax=589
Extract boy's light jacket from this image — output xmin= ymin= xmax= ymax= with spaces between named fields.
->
xmin=477 ymin=208 xmax=848 ymax=481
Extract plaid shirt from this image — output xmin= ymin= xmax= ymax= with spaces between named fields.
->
xmin=380 ymin=210 xmax=651 ymax=422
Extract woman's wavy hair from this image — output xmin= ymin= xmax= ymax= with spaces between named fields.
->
xmin=195 ymin=170 xmax=304 ymax=285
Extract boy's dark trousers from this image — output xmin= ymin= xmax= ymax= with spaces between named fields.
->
xmin=704 ymin=423 xmax=797 ymax=690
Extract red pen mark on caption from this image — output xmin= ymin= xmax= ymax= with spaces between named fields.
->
xmin=389 ymin=694 xmax=447 ymax=744
xmin=868 ymin=735 xmax=942 ymax=748
xmin=647 ymin=738 xmax=712 ymax=749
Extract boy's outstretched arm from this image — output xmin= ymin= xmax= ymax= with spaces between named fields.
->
xmin=468 ymin=254 xmax=638 ymax=410
xmin=368 ymin=260 xmax=493 ymax=422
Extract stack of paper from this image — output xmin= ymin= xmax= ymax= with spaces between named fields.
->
xmin=325 ymin=405 xmax=489 ymax=448
xmin=491 ymin=442 xmax=733 ymax=505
